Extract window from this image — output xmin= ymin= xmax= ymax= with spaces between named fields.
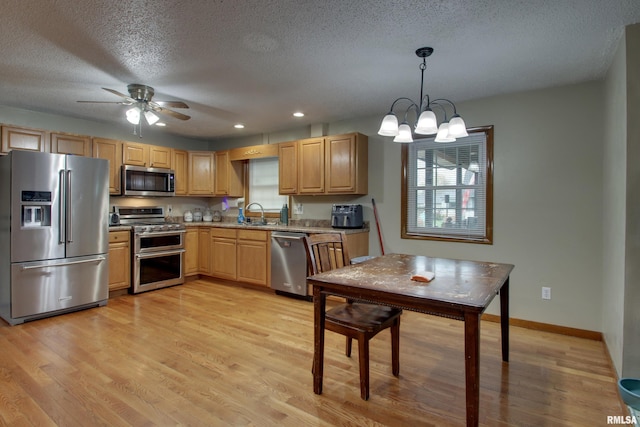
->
xmin=402 ymin=126 xmax=493 ymax=244
xmin=247 ymin=157 xmax=288 ymax=214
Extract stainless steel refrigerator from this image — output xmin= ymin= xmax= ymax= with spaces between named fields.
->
xmin=0 ymin=150 xmax=109 ymax=325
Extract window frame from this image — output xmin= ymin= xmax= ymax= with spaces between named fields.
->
xmin=243 ymin=157 xmax=290 ymax=220
xmin=401 ymin=125 xmax=494 ymax=244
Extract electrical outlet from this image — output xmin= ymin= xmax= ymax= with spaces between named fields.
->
xmin=294 ymin=203 xmax=303 ymax=215
xmin=542 ymin=287 xmax=551 ymax=300
xmin=167 ymin=205 xmax=173 ymax=213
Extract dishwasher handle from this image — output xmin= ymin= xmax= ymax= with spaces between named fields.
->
xmin=272 ymin=233 xmax=306 ymax=241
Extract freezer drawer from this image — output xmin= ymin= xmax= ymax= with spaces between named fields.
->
xmin=10 ymin=255 xmax=108 ymax=320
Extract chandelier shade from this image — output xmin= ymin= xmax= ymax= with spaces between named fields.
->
xmin=378 ymin=47 xmax=467 ymax=143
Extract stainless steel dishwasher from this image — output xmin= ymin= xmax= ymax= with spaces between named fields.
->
xmin=270 ymin=231 xmax=309 ymax=298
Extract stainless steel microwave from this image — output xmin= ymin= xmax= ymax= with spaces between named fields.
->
xmin=122 ymin=165 xmax=175 ymax=197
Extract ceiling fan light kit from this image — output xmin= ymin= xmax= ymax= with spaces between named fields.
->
xmin=378 ymin=47 xmax=468 ymax=143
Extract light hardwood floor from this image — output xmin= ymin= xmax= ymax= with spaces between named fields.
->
xmin=0 ymin=279 xmax=626 ymax=426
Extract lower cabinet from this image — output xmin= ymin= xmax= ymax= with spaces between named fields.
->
xmin=210 ymin=228 xmax=237 ymax=280
xmin=204 ymin=227 xmax=270 ymax=287
xmin=237 ymin=229 xmax=270 ymax=287
xmin=108 ymin=231 xmax=131 ymax=292
xmin=184 ymin=228 xmax=199 ymax=276
xmin=198 ymin=228 xmax=211 ymax=275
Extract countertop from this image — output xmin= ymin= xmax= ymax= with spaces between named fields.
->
xmin=109 ymin=221 xmax=369 ymax=235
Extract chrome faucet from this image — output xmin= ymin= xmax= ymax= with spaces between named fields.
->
xmin=244 ymin=202 xmax=266 ymax=225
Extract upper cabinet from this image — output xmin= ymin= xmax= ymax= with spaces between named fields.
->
xmin=123 ymin=141 xmax=172 ymax=169
xmin=325 ymin=133 xmax=368 ymax=194
xmin=214 ymin=150 xmax=244 ymax=197
xmin=278 ymin=141 xmax=298 ymax=195
xmin=278 ymin=132 xmax=368 ymax=195
xmin=149 ymin=145 xmax=172 ymax=169
xmin=122 ymin=141 xmax=148 ymax=166
xmin=1 ymin=125 xmax=48 ymax=153
xmin=172 ymin=149 xmax=189 ymax=196
xmin=188 ymin=151 xmax=215 ymax=195
xmin=50 ymin=132 xmax=92 ymax=156
xmin=92 ymin=137 xmax=123 ymax=195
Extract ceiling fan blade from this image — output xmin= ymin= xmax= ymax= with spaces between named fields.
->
xmin=154 ymin=106 xmax=191 ymax=121
xmin=102 ymin=87 xmax=137 ymax=103
xmin=152 ymin=100 xmax=189 ymax=109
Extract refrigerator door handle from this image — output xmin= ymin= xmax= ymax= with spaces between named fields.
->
xmin=20 ymin=256 xmax=107 ymax=271
xmin=66 ymin=169 xmax=72 ymax=243
xmin=59 ymin=169 xmax=66 ymax=244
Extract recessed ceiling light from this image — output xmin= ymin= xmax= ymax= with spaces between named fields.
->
xmin=155 ymin=122 xmax=166 ymax=127
xmin=293 ymin=112 xmax=304 ymax=118
xmin=234 ymin=123 xmax=245 ymax=129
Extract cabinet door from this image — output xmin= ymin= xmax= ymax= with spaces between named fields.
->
xmin=184 ymin=228 xmax=199 ymax=276
xmin=278 ymin=141 xmax=298 ymax=194
xmin=108 ymin=231 xmax=130 ymax=292
xmin=92 ymin=137 xmax=123 ymax=195
xmin=123 ymin=141 xmax=149 ymax=166
xmin=236 ymin=230 xmax=269 ymax=286
xmin=211 ymin=237 xmax=237 ymax=280
xmin=298 ymin=138 xmax=325 ymax=194
xmin=173 ymin=149 xmax=189 ymax=195
xmin=51 ymin=132 xmax=92 ymax=156
xmin=325 ymin=133 xmax=368 ymax=194
xmin=150 ymin=145 xmax=172 ymax=169
xmin=1 ymin=125 xmax=47 ymax=153
xmin=188 ymin=151 xmax=214 ymax=195
xmin=198 ymin=228 xmax=211 ymax=274
xmin=214 ymin=150 xmax=244 ymax=197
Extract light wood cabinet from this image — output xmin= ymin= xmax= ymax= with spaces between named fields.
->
xmin=325 ymin=133 xmax=368 ymax=194
xmin=184 ymin=228 xmax=199 ymax=276
xmin=92 ymin=137 xmax=123 ymax=195
xmin=214 ymin=150 xmax=244 ymax=196
xmin=278 ymin=133 xmax=368 ymax=195
xmin=278 ymin=141 xmax=298 ymax=194
xmin=298 ymin=137 xmax=325 ymax=194
xmin=122 ymin=141 xmax=149 ymax=166
xmin=1 ymin=125 xmax=47 ymax=153
xmin=198 ymin=228 xmax=211 ymax=274
xmin=210 ymin=228 xmax=237 ymax=280
xmin=236 ymin=229 xmax=270 ymax=286
xmin=149 ymin=145 xmax=172 ymax=169
xmin=188 ymin=151 xmax=215 ymax=195
xmin=50 ymin=132 xmax=92 ymax=156
xmin=108 ymin=231 xmax=131 ymax=292
xmin=173 ymin=149 xmax=189 ymax=195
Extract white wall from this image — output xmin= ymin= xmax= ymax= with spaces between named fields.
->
xmin=622 ymin=24 xmax=640 ymax=378
xmin=602 ymin=23 xmax=627 ymax=377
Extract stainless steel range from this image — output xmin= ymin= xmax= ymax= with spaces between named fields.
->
xmin=115 ymin=206 xmax=185 ymax=294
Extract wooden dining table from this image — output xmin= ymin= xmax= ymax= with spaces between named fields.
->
xmin=308 ymin=253 xmax=514 ymax=427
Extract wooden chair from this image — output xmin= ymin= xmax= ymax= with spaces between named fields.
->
xmin=304 ymin=232 xmax=402 ymax=400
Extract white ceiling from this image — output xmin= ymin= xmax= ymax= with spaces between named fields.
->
xmin=1 ymin=0 xmax=639 ymax=141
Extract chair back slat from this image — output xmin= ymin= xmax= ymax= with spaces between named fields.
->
xmin=304 ymin=232 xmax=350 ymax=275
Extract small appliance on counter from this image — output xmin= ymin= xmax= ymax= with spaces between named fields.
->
xmin=331 ymin=204 xmax=364 ymax=229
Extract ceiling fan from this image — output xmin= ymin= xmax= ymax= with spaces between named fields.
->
xmin=78 ymin=84 xmax=191 ymax=124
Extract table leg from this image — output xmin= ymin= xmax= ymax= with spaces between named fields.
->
xmin=464 ymin=312 xmax=480 ymax=427
xmin=313 ymin=286 xmax=326 ymax=395
xmin=500 ymin=277 xmax=510 ymax=362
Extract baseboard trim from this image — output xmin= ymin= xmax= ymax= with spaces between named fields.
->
xmin=482 ymin=313 xmax=602 ymax=341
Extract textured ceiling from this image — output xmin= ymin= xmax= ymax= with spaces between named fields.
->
xmin=1 ymin=0 xmax=639 ymax=141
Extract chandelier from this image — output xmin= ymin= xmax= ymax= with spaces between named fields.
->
xmin=377 ymin=47 xmax=468 ymax=143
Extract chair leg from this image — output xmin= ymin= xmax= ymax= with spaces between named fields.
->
xmin=391 ymin=317 xmax=400 ymax=377
xmin=345 ymin=337 xmax=352 ymax=357
xmin=357 ymin=336 xmax=370 ymax=400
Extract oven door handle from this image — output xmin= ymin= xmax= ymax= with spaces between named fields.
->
xmin=135 ymin=249 xmax=185 ymax=259
xmin=136 ymin=230 xmax=186 ymax=238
